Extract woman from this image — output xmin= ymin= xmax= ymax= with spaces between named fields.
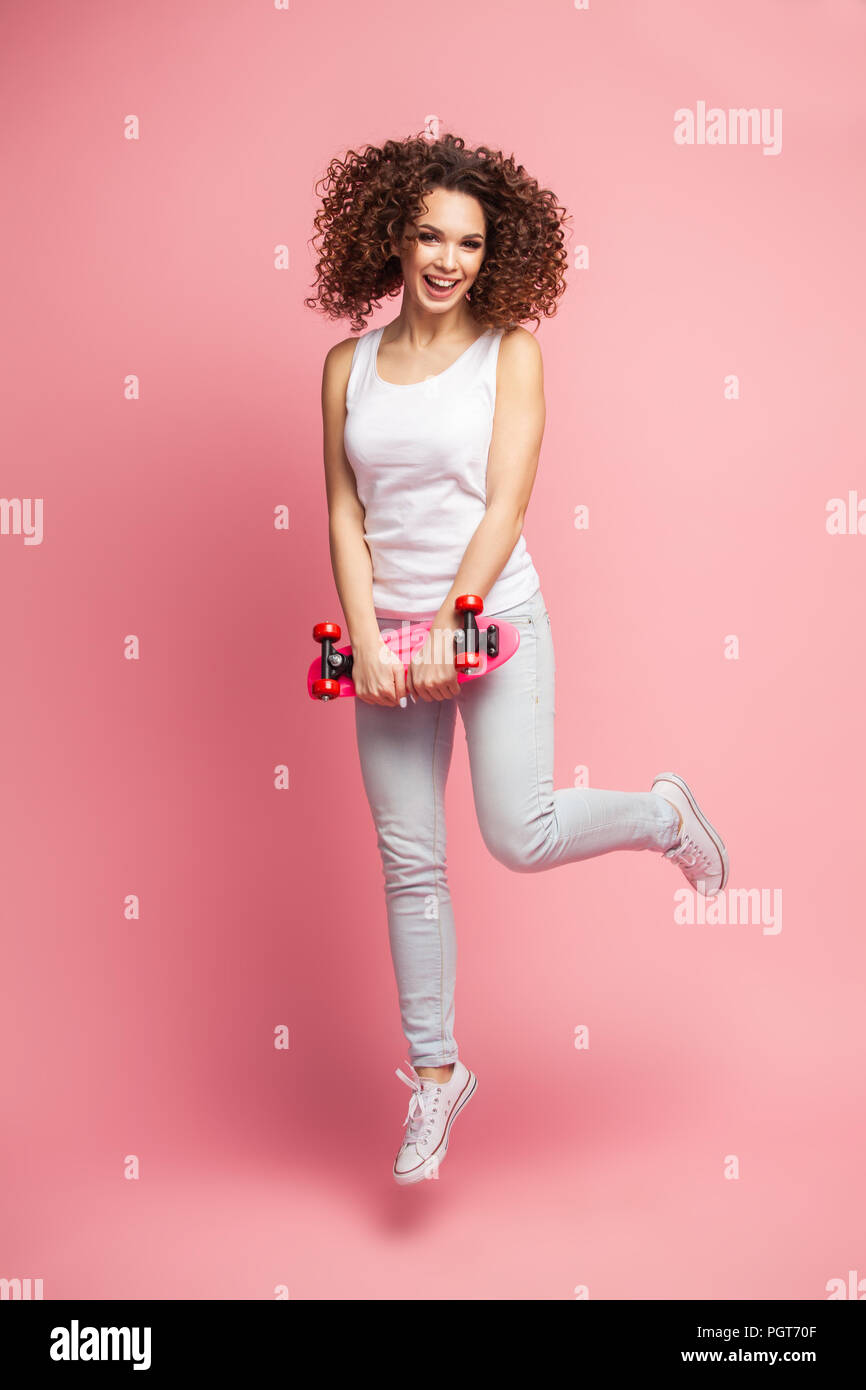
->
xmin=305 ymin=132 xmax=729 ymax=1185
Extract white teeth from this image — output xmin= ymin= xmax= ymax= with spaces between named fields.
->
xmin=425 ymin=276 xmax=457 ymax=289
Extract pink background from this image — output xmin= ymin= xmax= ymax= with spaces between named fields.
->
xmin=2 ymin=0 xmax=865 ymax=1300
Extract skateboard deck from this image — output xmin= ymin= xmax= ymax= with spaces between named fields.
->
xmin=308 ymin=603 xmax=521 ymax=702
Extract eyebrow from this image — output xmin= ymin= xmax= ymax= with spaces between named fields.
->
xmin=417 ymin=222 xmax=485 ymax=241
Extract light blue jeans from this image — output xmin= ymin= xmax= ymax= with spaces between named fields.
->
xmin=353 ymin=585 xmax=681 ymax=1067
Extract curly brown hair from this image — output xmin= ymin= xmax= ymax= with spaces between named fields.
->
xmin=303 ymin=130 xmax=572 ymax=335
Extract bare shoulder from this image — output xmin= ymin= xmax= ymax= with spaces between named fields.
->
xmin=322 ymin=333 xmax=362 ymax=396
xmin=496 ymin=325 xmax=544 ymax=406
xmin=498 ymin=324 xmax=543 ymax=374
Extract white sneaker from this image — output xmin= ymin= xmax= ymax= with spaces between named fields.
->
xmin=392 ymin=1059 xmax=477 ymax=1185
xmin=652 ymin=770 xmax=729 ymax=897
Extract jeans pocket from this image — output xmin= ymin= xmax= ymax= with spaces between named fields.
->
xmin=488 ymin=589 xmax=544 ymax=629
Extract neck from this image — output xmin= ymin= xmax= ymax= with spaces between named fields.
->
xmin=388 ymin=296 xmax=478 ymax=348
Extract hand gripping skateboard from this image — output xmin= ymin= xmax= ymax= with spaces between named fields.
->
xmin=308 ymin=593 xmax=521 ymax=702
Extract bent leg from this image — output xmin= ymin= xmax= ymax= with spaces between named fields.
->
xmin=354 ymin=685 xmax=459 ymax=1066
xmin=457 ymin=589 xmax=681 ymax=872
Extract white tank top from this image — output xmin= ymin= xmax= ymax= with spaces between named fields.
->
xmin=342 ymin=323 xmax=541 ymax=619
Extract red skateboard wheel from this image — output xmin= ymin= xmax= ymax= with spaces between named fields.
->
xmin=313 ymin=621 xmax=341 ymax=642
xmin=455 ymin=594 xmax=483 ymax=614
xmin=454 ymin=651 xmax=482 ymax=671
xmin=312 ymin=677 xmax=341 ymax=700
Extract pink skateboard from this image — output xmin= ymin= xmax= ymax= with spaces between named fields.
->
xmin=308 ymin=593 xmax=521 ymax=702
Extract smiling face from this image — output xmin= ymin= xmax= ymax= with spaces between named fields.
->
xmin=395 ymin=186 xmax=487 ymax=311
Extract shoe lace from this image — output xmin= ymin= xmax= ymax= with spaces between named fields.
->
xmin=395 ymin=1063 xmax=441 ymax=1146
xmin=665 ymin=831 xmax=714 ymax=881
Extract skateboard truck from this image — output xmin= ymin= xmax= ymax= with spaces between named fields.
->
xmin=453 ymin=593 xmax=499 ymax=671
xmin=310 ymin=595 xmax=500 ymax=701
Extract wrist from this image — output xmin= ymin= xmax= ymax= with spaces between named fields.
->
xmin=350 ymin=624 xmax=384 ymax=652
xmin=431 ymin=603 xmax=460 ymax=631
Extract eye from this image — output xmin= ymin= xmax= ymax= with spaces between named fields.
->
xmin=419 ymin=232 xmax=482 ymax=250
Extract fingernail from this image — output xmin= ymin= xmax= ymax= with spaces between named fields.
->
xmin=399 ymin=696 xmax=407 ymax=708
xmin=408 ymin=693 xmax=416 ymax=704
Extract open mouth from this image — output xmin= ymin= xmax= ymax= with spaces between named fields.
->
xmin=422 ymin=274 xmax=460 ymax=297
